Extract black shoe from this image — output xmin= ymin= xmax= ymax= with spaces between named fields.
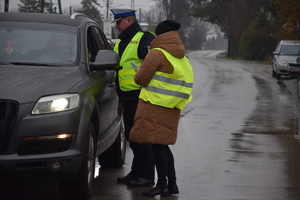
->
xmin=117 ymin=172 xmax=137 ymax=184
xmin=168 ymin=182 xmax=179 ymax=195
xmin=127 ymin=178 xmax=155 ymax=187
xmin=142 ymin=184 xmax=169 ymax=197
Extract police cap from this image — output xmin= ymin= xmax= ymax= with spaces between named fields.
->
xmin=110 ymin=8 xmax=136 ymax=23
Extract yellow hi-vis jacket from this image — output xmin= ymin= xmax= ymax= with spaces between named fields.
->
xmin=114 ymin=32 xmax=144 ymax=91
xmin=139 ymin=48 xmax=194 ymax=110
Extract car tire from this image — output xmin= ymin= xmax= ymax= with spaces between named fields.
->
xmin=98 ymin=118 xmax=126 ymax=168
xmin=275 ymin=73 xmax=281 ymax=79
xmin=273 ymin=65 xmax=281 ymax=79
xmin=58 ymin=123 xmax=96 ymax=200
xmin=273 ymin=66 xmax=281 ymax=79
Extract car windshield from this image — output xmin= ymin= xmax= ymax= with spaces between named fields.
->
xmin=279 ymin=45 xmax=300 ymax=56
xmin=0 ymin=22 xmax=78 ymax=66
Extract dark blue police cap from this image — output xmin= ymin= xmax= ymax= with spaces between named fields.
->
xmin=110 ymin=8 xmax=136 ymax=22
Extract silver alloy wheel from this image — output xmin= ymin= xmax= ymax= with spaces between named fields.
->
xmin=120 ymin=117 xmax=126 ymax=162
xmin=87 ymin=132 xmax=95 ymax=187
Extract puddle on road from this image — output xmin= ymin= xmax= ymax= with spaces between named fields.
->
xmin=228 ymin=75 xmax=300 ymax=160
xmin=241 ymin=76 xmax=298 ymax=135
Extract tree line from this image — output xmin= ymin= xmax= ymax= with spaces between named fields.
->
xmin=151 ymin=0 xmax=299 ymax=61
xmin=16 ymin=0 xmax=300 ymax=61
xmin=185 ymin=0 xmax=299 ymax=61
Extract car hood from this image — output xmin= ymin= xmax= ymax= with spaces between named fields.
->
xmin=0 ymin=65 xmax=84 ymax=103
xmin=277 ymin=55 xmax=300 ymax=63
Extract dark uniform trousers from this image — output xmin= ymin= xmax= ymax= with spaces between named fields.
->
xmin=123 ymin=100 xmax=155 ymax=180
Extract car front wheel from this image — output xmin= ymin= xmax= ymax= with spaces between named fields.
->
xmin=98 ymin=117 xmax=126 ymax=168
xmin=59 ymin=123 xmax=96 ymax=200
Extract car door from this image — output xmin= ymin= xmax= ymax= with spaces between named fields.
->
xmin=87 ymin=25 xmax=119 ymax=136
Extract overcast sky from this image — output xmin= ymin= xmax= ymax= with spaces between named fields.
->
xmin=0 ymin=0 xmax=156 ymax=14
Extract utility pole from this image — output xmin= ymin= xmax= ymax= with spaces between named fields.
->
xmin=106 ymin=0 xmax=109 ymax=19
xmin=41 ymin=0 xmax=44 ymax=13
xmin=139 ymin=8 xmax=141 ymax=21
xmin=4 ymin=0 xmax=9 ymax=12
xmin=103 ymin=0 xmax=112 ymax=39
xmin=131 ymin=0 xmax=134 ymax=9
xmin=58 ymin=0 xmax=62 ymax=14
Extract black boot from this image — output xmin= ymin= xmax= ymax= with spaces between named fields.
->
xmin=142 ymin=181 xmax=169 ymax=197
xmin=168 ymin=181 xmax=179 ymax=195
xmin=116 ymin=172 xmax=137 ymax=184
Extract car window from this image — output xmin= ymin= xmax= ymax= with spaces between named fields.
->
xmin=0 ymin=22 xmax=78 ymax=66
xmin=86 ymin=25 xmax=109 ymax=63
xmin=92 ymin=26 xmax=108 ymax=51
xmin=279 ymin=45 xmax=300 ymax=56
xmin=87 ymin=26 xmax=98 ymax=62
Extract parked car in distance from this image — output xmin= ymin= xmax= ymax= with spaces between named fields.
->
xmin=0 ymin=12 xmax=125 ymax=200
xmin=272 ymin=40 xmax=300 ymax=79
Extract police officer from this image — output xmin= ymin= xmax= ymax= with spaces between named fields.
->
xmin=110 ymin=8 xmax=155 ymax=187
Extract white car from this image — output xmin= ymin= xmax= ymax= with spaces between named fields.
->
xmin=272 ymin=40 xmax=300 ymax=79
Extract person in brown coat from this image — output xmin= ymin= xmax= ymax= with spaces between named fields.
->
xmin=130 ymin=20 xmax=194 ymax=197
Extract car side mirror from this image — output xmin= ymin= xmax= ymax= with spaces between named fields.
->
xmin=273 ymin=51 xmax=279 ymax=56
xmin=89 ymin=50 xmax=119 ymax=70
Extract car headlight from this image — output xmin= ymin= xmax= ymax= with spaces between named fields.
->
xmin=32 ymin=94 xmax=79 ymax=115
xmin=279 ymin=61 xmax=287 ymax=67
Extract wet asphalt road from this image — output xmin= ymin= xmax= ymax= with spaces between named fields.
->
xmin=176 ymin=51 xmax=300 ymax=200
xmin=1 ymin=50 xmax=300 ymax=200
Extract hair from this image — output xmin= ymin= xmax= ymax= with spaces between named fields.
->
xmin=129 ymin=16 xmax=136 ymax=22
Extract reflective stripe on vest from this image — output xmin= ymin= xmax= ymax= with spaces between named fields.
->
xmin=140 ymin=48 xmax=194 ymax=110
xmin=114 ymin=32 xmax=144 ymax=91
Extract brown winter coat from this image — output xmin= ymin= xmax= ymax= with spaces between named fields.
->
xmin=129 ymin=31 xmax=185 ymax=145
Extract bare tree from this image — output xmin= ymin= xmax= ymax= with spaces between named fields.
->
xmin=153 ymin=0 xmax=192 ymax=46
xmin=18 ymin=0 xmax=49 ymax=13
xmin=75 ymin=0 xmax=103 ymax=26
xmin=190 ymin=0 xmax=273 ymax=57
xmin=154 ymin=0 xmax=191 ymax=23
xmin=188 ymin=18 xmax=208 ymax=50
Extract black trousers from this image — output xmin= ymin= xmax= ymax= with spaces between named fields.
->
xmin=152 ymin=144 xmax=176 ymax=184
xmin=123 ymin=100 xmax=155 ymax=180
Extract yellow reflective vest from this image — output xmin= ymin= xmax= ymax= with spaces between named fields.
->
xmin=114 ymin=32 xmax=144 ymax=91
xmin=139 ymin=48 xmax=194 ymax=110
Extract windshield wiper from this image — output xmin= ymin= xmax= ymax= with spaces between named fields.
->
xmin=10 ymin=62 xmax=61 ymax=67
xmin=0 ymin=61 xmax=12 ymax=65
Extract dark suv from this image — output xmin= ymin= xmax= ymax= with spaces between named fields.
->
xmin=0 ymin=12 xmax=125 ymax=200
